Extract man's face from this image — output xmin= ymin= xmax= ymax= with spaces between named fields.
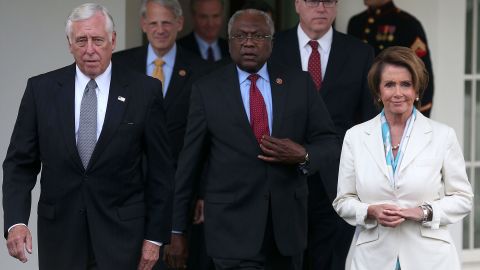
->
xmin=295 ymin=0 xmax=337 ymax=40
xmin=69 ymin=12 xmax=116 ymax=78
xmin=141 ymin=2 xmax=183 ymax=57
xmin=229 ymin=13 xmax=272 ymax=73
xmin=192 ymin=0 xmax=224 ymax=43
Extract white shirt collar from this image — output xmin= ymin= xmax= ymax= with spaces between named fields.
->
xmin=146 ymin=43 xmax=177 ymax=68
xmin=75 ymin=62 xmax=112 ymax=93
xmin=297 ymin=25 xmax=333 ymax=54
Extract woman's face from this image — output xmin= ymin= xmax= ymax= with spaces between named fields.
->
xmin=379 ymin=64 xmax=417 ymax=119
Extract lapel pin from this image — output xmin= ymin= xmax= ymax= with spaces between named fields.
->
xmin=117 ymin=96 xmax=126 ymax=102
xmin=275 ymin=78 xmax=283 ymax=85
xmin=179 ymin=69 xmax=187 ymax=77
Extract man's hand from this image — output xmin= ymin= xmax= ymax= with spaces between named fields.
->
xmin=367 ymin=204 xmax=405 ymax=228
xmin=137 ymin=240 xmax=160 ymax=270
xmin=258 ymin=135 xmax=306 ymax=164
xmin=193 ymin=199 xmax=205 ymax=224
xmin=7 ymin=225 xmax=32 ymax=263
xmin=164 ymin=234 xmax=188 ymax=269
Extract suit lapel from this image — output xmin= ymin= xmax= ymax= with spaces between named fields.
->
xmin=55 ymin=64 xmax=84 ymax=170
xmin=88 ymin=64 xmax=129 ymax=170
xmin=164 ymin=49 xmax=190 ymax=110
xmin=220 ymin=64 xmax=259 ymax=146
xmin=362 ymin=115 xmax=389 ymax=179
xmin=398 ymin=113 xmax=432 ymax=173
xmin=268 ymin=63 xmax=287 ymax=136
xmin=322 ymin=31 xmax=348 ymax=98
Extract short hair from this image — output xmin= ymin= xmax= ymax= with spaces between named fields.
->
xmin=367 ymin=46 xmax=429 ymax=108
xmin=65 ymin=3 xmax=115 ymax=43
xmin=190 ymin=0 xmax=224 ymax=14
xmin=140 ymin=0 xmax=183 ymax=18
xmin=227 ymin=9 xmax=274 ymax=37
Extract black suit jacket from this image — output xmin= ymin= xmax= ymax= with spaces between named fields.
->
xmin=271 ymin=27 xmax=377 ymax=141
xmin=2 ymin=63 xmax=174 ymax=270
xmin=172 ymin=62 xmax=340 ymax=258
xmin=113 ymin=45 xmax=209 ymax=162
xmin=177 ymin=32 xmax=230 ymax=61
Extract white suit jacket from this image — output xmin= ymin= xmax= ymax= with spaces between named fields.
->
xmin=333 ymin=113 xmax=473 ymax=270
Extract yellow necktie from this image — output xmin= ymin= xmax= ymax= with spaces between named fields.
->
xmin=152 ymin=58 xmax=165 ymax=86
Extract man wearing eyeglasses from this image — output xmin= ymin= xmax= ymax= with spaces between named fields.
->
xmin=271 ymin=1 xmax=377 ymax=269
xmin=166 ymin=8 xmax=340 ymax=270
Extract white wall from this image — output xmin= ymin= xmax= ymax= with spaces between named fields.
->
xmin=0 ymin=1 xmax=126 ymax=269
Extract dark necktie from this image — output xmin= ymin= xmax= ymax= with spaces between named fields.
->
xmin=248 ymin=74 xmax=269 ymax=144
xmin=77 ymin=79 xmax=98 ymax=168
xmin=207 ymin=46 xmax=215 ymax=62
xmin=308 ymin=40 xmax=322 ymax=90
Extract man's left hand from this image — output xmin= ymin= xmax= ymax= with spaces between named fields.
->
xmin=258 ymin=135 xmax=306 ymax=164
xmin=137 ymin=240 xmax=160 ymax=270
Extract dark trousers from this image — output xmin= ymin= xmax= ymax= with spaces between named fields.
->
xmin=304 ymin=177 xmax=354 ymax=270
xmin=188 ymin=223 xmax=215 ymax=270
xmin=212 ymin=201 xmax=303 ymax=270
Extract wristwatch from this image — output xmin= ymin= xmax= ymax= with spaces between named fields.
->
xmin=298 ymin=152 xmax=310 ymax=175
xmin=419 ymin=204 xmax=433 ymax=223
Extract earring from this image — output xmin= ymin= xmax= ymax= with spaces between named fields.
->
xmin=415 ymin=97 xmax=419 ymax=101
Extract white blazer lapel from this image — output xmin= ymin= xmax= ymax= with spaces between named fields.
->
xmin=362 ymin=115 xmax=389 ymax=180
xmin=398 ymin=113 xmax=433 ymax=173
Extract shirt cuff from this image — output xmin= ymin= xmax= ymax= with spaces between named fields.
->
xmin=8 ymin=223 xmax=27 ymax=232
xmin=171 ymin=230 xmax=183 ymax=234
xmin=146 ymin=240 xmax=162 ymax=246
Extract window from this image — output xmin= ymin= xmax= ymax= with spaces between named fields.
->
xmin=464 ymin=0 xmax=480 ymax=251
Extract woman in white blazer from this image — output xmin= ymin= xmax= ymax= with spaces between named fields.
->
xmin=333 ymin=46 xmax=473 ymax=270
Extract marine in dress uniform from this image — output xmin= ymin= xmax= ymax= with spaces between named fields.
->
xmin=348 ymin=0 xmax=434 ymax=117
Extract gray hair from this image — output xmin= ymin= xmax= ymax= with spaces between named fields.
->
xmin=140 ymin=0 xmax=183 ymax=18
xmin=65 ymin=3 xmax=115 ymax=43
xmin=227 ymin=9 xmax=274 ymax=37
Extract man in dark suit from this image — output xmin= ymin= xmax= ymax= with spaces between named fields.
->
xmin=113 ymin=1 xmax=212 ymax=269
xmin=2 ymin=3 xmax=174 ymax=270
xmin=113 ymin=0 xmax=206 ymax=163
xmin=177 ymin=0 xmax=229 ymax=62
xmin=166 ymin=9 xmax=340 ymax=270
xmin=270 ymin=1 xmax=377 ymax=269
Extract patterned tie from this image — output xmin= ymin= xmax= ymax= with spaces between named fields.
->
xmin=207 ymin=46 xmax=215 ymax=62
xmin=77 ymin=79 xmax=98 ymax=168
xmin=152 ymin=58 xmax=165 ymax=86
xmin=248 ymin=74 xmax=270 ymax=144
xmin=308 ymin=40 xmax=322 ymax=90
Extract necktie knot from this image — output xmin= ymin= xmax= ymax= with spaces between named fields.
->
xmin=86 ymin=79 xmax=97 ymax=92
xmin=308 ymin=40 xmax=319 ymax=50
xmin=248 ymin=74 xmax=260 ymax=84
xmin=154 ymin=58 xmax=165 ymax=67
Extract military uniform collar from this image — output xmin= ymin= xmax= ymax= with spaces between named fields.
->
xmin=368 ymin=1 xmax=397 ymax=17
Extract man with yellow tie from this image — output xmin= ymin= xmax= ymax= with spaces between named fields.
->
xmin=112 ymin=1 xmax=211 ymax=269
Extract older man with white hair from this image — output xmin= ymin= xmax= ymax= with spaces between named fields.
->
xmin=3 ymin=3 xmax=174 ymax=270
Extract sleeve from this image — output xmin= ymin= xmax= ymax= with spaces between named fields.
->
xmin=2 ymin=78 xmax=41 ymax=238
xmin=172 ymin=83 xmax=209 ymax=232
xmin=332 ymin=130 xmax=378 ymax=229
xmin=422 ymin=128 xmax=473 ymax=229
xmin=144 ymin=80 xmax=176 ymax=243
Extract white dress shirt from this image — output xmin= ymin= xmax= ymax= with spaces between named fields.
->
xmin=297 ymin=25 xmax=333 ymax=79
xmin=194 ymin=32 xmax=222 ymax=61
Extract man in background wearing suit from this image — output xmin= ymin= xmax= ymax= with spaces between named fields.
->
xmin=113 ymin=0 xmax=206 ymax=164
xmin=166 ymin=9 xmax=340 ymax=270
xmin=270 ymin=1 xmax=377 ymax=269
xmin=177 ymin=0 xmax=230 ymax=62
xmin=113 ymin=1 xmax=212 ymax=269
xmin=3 ymin=3 xmax=174 ymax=270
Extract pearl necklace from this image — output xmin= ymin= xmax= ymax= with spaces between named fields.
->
xmin=391 ymin=143 xmax=400 ymax=150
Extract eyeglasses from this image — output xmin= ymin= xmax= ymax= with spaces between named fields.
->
xmin=304 ymin=0 xmax=338 ymax=8
xmin=229 ymin=33 xmax=273 ymax=43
